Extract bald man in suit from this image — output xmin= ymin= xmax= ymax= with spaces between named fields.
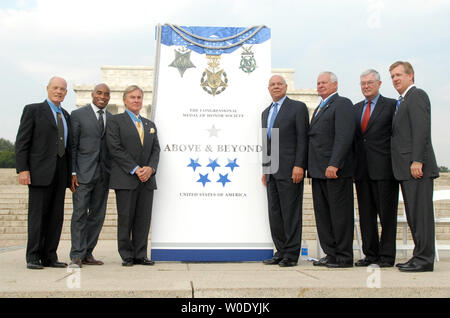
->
xmin=69 ymin=83 xmax=112 ymax=268
xmin=261 ymin=75 xmax=309 ymax=267
xmin=15 ymin=77 xmax=72 ymax=269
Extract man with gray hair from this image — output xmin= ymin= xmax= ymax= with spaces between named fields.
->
xmin=353 ymin=69 xmax=398 ymax=268
xmin=308 ymin=71 xmax=356 ymax=268
xmin=107 ymin=85 xmax=160 ymax=266
xmin=261 ymin=75 xmax=309 ymax=267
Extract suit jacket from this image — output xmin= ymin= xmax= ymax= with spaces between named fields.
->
xmin=354 ymin=95 xmax=396 ymax=181
xmin=391 ymin=86 xmax=439 ymax=181
xmin=106 ymin=112 xmax=160 ymax=190
xmin=261 ymin=97 xmax=309 ymax=180
xmin=71 ymin=105 xmax=112 ymax=184
xmin=308 ymin=93 xmax=355 ymax=179
xmin=15 ymin=100 xmax=72 ymax=187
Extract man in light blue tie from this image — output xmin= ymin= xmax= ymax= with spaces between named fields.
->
xmin=389 ymin=61 xmax=439 ymax=272
xmin=261 ymin=75 xmax=309 ymax=267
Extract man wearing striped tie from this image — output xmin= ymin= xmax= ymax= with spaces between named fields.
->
xmin=106 ymin=85 xmax=160 ymax=266
xmin=389 ymin=61 xmax=439 ymax=272
xmin=261 ymin=75 xmax=309 ymax=267
xmin=353 ymin=69 xmax=398 ymax=268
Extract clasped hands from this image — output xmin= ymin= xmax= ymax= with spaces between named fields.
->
xmin=136 ymin=166 xmax=153 ymax=183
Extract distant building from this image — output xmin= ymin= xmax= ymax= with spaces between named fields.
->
xmin=73 ymin=65 xmax=319 ymax=118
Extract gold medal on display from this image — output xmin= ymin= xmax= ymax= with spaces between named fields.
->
xmin=200 ymin=55 xmax=228 ymax=96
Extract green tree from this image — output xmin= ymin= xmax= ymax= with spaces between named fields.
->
xmin=0 ymin=138 xmax=15 ymax=168
xmin=439 ymin=166 xmax=449 ymax=173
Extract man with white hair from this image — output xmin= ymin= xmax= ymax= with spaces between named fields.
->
xmin=354 ymin=69 xmax=398 ymax=268
xmin=15 ymin=76 xmax=72 ymax=269
xmin=308 ymin=71 xmax=356 ymax=268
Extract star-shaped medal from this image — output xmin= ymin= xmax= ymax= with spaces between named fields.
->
xmin=169 ymin=49 xmax=196 ymax=77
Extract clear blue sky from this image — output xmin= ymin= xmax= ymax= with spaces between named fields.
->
xmin=1 ymin=0 xmax=449 ymax=165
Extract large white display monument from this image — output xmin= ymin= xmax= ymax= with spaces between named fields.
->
xmin=150 ymin=24 xmax=273 ymax=261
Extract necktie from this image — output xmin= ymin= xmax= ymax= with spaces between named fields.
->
xmin=98 ymin=109 xmax=105 ymax=135
xmin=56 ymin=112 xmax=65 ymax=157
xmin=136 ymin=120 xmax=144 ymax=145
xmin=361 ymin=100 xmax=371 ymax=133
xmin=315 ymin=100 xmax=326 ymax=117
xmin=395 ymin=96 xmax=403 ymax=114
xmin=267 ymin=102 xmax=279 ymax=139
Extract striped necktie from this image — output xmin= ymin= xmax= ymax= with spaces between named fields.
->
xmin=395 ymin=96 xmax=403 ymax=114
xmin=98 ymin=109 xmax=104 ymax=135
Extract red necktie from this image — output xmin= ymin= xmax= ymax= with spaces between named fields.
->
xmin=361 ymin=100 xmax=371 ymax=133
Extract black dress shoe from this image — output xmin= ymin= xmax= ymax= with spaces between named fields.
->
xmin=326 ymin=262 xmax=353 ymax=268
xmin=122 ymin=259 xmax=134 ymax=267
xmin=396 ymin=259 xmax=413 ymax=268
xmin=43 ymin=261 xmax=67 ymax=268
xmin=313 ymin=256 xmax=333 ymax=267
xmin=27 ymin=261 xmax=44 ymax=270
xmin=134 ymin=258 xmax=155 ymax=266
xmin=278 ymin=259 xmax=297 ymax=267
xmin=398 ymin=261 xmax=433 ymax=272
xmin=355 ymin=258 xmax=376 ymax=267
xmin=263 ymin=257 xmax=282 ymax=265
xmin=376 ymin=261 xmax=394 ymax=268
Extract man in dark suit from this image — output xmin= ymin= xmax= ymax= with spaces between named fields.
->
xmin=308 ymin=71 xmax=356 ymax=268
xmin=106 ymin=85 xmax=160 ymax=266
xmin=261 ymin=75 xmax=309 ymax=267
xmin=389 ymin=61 xmax=439 ymax=272
xmin=69 ymin=83 xmax=112 ymax=268
xmin=15 ymin=76 xmax=72 ymax=269
xmin=353 ymin=69 xmax=399 ymax=268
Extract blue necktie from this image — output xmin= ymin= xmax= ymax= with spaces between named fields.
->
xmin=395 ymin=96 xmax=403 ymax=114
xmin=315 ymin=100 xmax=326 ymax=117
xmin=267 ymin=102 xmax=279 ymax=139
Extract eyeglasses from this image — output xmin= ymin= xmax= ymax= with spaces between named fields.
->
xmin=360 ymin=81 xmax=378 ymax=87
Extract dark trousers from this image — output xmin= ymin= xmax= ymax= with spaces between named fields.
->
xmin=266 ymin=177 xmax=303 ymax=261
xmin=401 ymin=177 xmax=435 ymax=265
xmin=70 ymin=168 xmax=109 ymax=260
xmin=26 ymin=155 xmax=67 ymax=264
xmin=115 ymin=184 xmax=154 ymax=261
xmin=355 ymin=179 xmax=399 ymax=264
xmin=312 ymin=177 xmax=354 ymax=264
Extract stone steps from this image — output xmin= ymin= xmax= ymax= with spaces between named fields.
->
xmin=1 ymin=169 xmax=450 ymax=247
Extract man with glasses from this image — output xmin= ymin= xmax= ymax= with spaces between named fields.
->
xmin=354 ymin=69 xmax=398 ymax=268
